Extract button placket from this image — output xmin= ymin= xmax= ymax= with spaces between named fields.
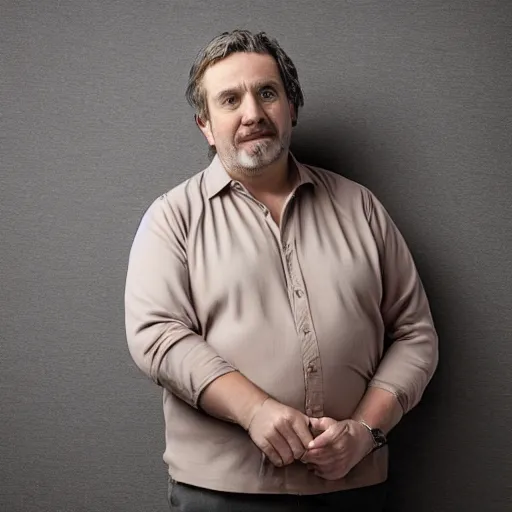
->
xmin=277 ymin=194 xmax=324 ymax=419
xmin=282 ymin=241 xmax=298 ymax=306
xmin=232 ymin=182 xmax=271 ymax=218
xmin=283 ymin=241 xmax=324 ymax=419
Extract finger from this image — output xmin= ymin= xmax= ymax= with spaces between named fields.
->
xmin=267 ymin=430 xmax=295 ymax=466
xmin=308 ymin=422 xmax=348 ymax=450
xmin=260 ymin=442 xmax=284 ymax=468
xmin=309 ymin=416 xmax=337 ymax=433
xmin=307 ymin=429 xmax=334 ymax=450
xmin=301 ymin=447 xmax=331 ymax=464
xmin=276 ymin=422 xmax=310 ymax=459
xmin=307 ymin=418 xmax=324 ymax=437
xmin=290 ymin=415 xmax=314 ymax=450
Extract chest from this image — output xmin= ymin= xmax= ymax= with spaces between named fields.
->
xmin=186 ymin=191 xmax=382 ymax=316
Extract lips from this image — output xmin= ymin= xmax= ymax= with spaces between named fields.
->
xmin=238 ymin=131 xmax=275 ymax=143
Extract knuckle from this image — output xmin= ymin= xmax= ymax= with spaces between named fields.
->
xmin=292 ymin=447 xmax=303 ymax=459
xmin=263 ymin=427 xmax=274 ymax=438
xmin=264 ymin=424 xmax=279 ymax=438
xmin=280 ymin=414 xmax=293 ymax=427
xmin=282 ymin=410 xmax=296 ymax=423
xmin=274 ymin=417 xmax=286 ymax=429
xmin=258 ymin=439 xmax=271 ymax=452
xmin=283 ymin=454 xmax=294 ymax=465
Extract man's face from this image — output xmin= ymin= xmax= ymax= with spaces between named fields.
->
xmin=198 ymin=52 xmax=295 ymax=176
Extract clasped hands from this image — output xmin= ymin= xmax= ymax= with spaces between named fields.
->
xmin=245 ymin=397 xmax=375 ymax=480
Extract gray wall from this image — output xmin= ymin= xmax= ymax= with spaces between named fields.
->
xmin=2 ymin=1 xmax=511 ymax=510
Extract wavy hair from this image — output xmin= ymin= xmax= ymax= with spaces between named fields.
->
xmin=185 ymin=30 xmax=304 ymax=126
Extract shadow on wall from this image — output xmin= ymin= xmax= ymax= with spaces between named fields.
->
xmin=290 ymin=122 xmax=469 ymax=510
xmin=291 ymin=119 xmax=370 ymax=186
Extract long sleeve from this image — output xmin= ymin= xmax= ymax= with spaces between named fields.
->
xmin=124 ymin=196 xmax=236 ymax=408
xmin=368 ymin=193 xmax=439 ymax=414
xmin=121 ymin=160 xmax=423 ymax=493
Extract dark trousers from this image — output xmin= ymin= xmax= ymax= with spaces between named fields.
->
xmin=167 ymin=478 xmax=387 ymax=512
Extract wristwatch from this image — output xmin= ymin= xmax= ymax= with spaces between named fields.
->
xmin=356 ymin=419 xmax=387 ymax=452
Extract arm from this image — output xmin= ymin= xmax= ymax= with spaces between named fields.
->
xmin=338 ymin=193 xmax=437 ymax=433
xmin=366 ymin=192 xmax=439 ymax=416
xmin=303 ymin=192 xmax=438 ymax=479
xmin=199 ymin=371 xmax=313 ymax=466
xmin=351 ymin=386 xmax=403 ymax=434
xmin=198 ymin=371 xmax=269 ymax=428
xmin=125 ymin=196 xmax=312 ymax=464
xmin=124 ymin=197 xmax=236 ymax=408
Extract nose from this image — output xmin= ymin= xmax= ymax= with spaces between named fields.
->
xmin=240 ymin=94 xmax=265 ymax=126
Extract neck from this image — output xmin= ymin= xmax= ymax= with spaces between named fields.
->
xmin=227 ymin=152 xmax=295 ymax=197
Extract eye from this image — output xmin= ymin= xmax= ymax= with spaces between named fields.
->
xmin=260 ymin=88 xmax=277 ymax=100
xmin=222 ymin=95 xmax=238 ymax=107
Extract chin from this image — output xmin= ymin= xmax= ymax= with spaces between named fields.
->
xmin=237 ymin=153 xmax=263 ymax=169
xmin=237 ymin=145 xmax=284 ymax=170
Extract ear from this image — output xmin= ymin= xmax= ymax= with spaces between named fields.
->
xmin=289 ymin=102 xmax=297 ymax=127
xmin=195 ymin=114 xmax=215 ymax=145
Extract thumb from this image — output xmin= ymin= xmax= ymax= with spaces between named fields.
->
xmin=309 ymin=416 xmax=337 ymax=433
xmin=308 ymin=419 xmax=346 ymax=449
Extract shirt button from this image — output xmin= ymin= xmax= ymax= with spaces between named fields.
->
xmin=307 ymin=364 xmax=317 ymax=373
xmin=295 ymin=289 xmax=304 ymax=298
xmin=303 ymin=327 xmax=310 ymax=335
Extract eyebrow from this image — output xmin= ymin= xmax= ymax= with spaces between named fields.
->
xmin=213 ymin=80 xmax=282 ymax=103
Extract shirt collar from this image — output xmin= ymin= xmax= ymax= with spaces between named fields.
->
xmin=204 ymin=155 xmax=233 ymax=199
xmin=205 ymin=152 xmax=315 ymax=200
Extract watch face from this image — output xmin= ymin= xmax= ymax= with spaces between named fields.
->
xmin=371 ymin=428 xmax=387 ymax=447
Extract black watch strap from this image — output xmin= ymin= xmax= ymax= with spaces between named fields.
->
xmin=356 ymin=419 xmax=388 ymax=452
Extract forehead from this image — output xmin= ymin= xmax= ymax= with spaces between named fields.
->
xmin=201 ymin=52 xmax=284 ymax=98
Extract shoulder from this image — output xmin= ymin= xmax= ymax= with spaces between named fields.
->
xmin=148 ymin=166 xmax=208 ymax=216
xmin=139 ymin=167 xmax=208 ymax=238
xmin=301 ymin=163 xmax=378 ymax=220
xmin=158 ymin=168 xmax=207 ymax=211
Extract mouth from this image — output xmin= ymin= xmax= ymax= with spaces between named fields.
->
xmin=238 ymin=132 xmax=275 ymax=144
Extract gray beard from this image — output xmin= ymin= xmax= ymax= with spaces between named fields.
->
xmin=228 ymin=135 xmax=290 ymax=177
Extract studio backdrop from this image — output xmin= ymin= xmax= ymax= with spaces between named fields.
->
xmin=2 ymin=1 xmax=511 ymax=511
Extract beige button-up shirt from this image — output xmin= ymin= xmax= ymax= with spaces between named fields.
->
xmin=125 ymin=154 xmax=438 ymax=495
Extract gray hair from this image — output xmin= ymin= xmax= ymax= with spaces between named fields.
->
xmin=185 ymin=30 xmax=304 ymax=125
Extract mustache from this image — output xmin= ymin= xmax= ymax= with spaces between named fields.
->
xmin=236 ymin=128 xmax=276 ymax=144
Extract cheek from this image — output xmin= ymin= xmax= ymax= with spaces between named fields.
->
xmin=211 ymin=118 xmax=238 ymax=145
xmin=272 ymin=105 xmax=293 ymax=130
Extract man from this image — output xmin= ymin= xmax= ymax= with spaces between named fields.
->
xmin=125 ymin=30 xmax=438 ymax=511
